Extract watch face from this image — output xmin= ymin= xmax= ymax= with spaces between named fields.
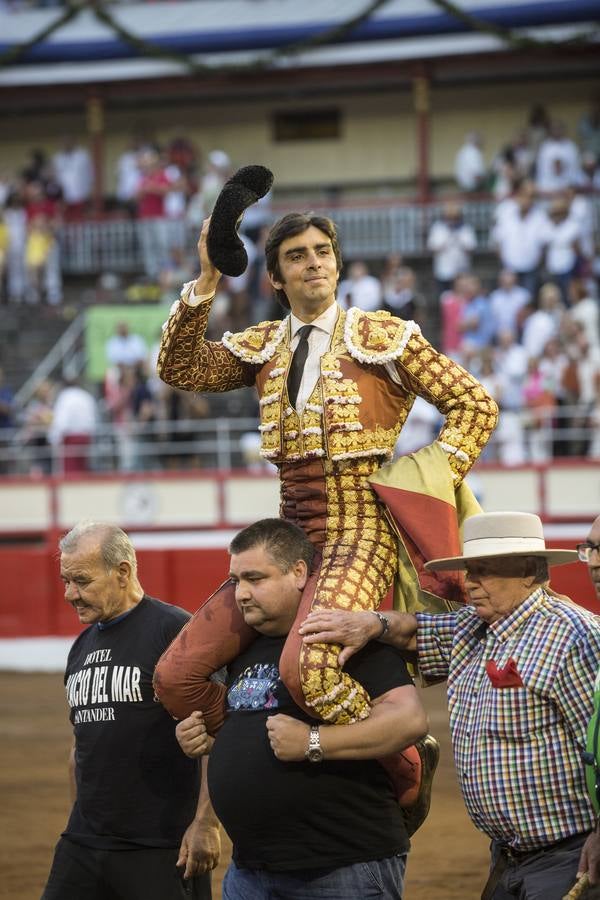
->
xmin=307 ymin=746 xmax=324 ymax=763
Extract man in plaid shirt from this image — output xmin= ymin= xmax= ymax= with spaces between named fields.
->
xmin=301 ymin=511 xmax=600 ymax=900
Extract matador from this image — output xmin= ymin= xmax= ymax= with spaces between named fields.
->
xmin=154 ymin=212 xmax=498 ymax=729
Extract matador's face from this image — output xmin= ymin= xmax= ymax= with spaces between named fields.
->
xmin=269 ymin=226 xmax=339 ymax=319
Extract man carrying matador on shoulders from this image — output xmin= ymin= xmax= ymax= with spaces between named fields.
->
xmin=154 ymin=196 xmax=498 ymax=817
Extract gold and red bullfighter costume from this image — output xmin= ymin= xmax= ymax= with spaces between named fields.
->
xmin=154 ymin=282 xmax=498 ymax=728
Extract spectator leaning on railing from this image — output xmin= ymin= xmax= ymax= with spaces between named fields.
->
xmin=52 ymin=137 xmax=93 ymax=222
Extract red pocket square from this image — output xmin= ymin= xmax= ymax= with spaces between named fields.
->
xmin=485 ymin=658 xmax=524 ymax=689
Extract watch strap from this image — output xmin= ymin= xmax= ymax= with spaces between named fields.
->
xmin=305 ymin=724 xmax=324 ymax=762
xmin=372 ymin=610 xmax=389 ymax=637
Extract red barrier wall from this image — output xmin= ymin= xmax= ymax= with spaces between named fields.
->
xmin=0 ymin=541 xmax=595 ymax=638
xmin=0 ymin=548 xmax=57 ymax=637
xmin=0 ymin=546 xmax=233 ymax=638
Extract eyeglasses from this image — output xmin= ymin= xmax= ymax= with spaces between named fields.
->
xmin=576 ymin=542 xmax=600 ymax=562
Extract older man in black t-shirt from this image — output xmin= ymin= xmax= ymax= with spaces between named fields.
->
xmin=41 ymin=522 xmax=220 ymax=900
xmin=175 ymin=518 xmax=428 ymax=900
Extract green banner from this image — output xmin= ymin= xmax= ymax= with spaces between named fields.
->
xmin=86 ymin=305 xmax=169 ymax=382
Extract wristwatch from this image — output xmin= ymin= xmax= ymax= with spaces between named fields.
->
xmin=305 ymin=724 xmax=324 ymax=763
xmin=372 ymin=610 xmax=390 ymax=638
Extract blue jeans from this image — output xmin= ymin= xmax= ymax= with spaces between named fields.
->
xmin=222 ymin=854 xmax=406 ymax=899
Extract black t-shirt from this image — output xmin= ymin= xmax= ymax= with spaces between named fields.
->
xmin=64 ymin=595 xmax=199 ymax=850
xmin=208 ymin=635 xmax=413 ymax=871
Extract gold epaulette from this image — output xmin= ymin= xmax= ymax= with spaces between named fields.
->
xmin=222 ymin=318 xmax=288 ymax=364
xmin=343 ymin=307 xmax=420 ymax=364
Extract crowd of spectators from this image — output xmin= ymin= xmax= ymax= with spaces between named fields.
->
xmin=325 ymin=104 xmax=600 ymax=465
xmin=0 ymin=132 xmax=275 ymax=330
xmin=0 ymin=102 xmax=599 ymax=474
xmin=440 ymin=104 xmax=600 ymax=463
xmin=0 ymin=314 xmax=265 ymax=477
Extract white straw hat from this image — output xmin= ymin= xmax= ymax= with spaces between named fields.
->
xmin=424 ymin=511 xmax=578 ymax=572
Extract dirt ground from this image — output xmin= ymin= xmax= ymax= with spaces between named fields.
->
xmin=0 ymin=673 xmax=493 ymax=900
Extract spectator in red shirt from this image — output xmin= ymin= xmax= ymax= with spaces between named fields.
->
xmin=23 ymin=180 xmax=61 ymax=225
xmin=439 ymin=272 xmax=469 ymax=361
xmin=135 ymin=148 xmax=172 ymax=279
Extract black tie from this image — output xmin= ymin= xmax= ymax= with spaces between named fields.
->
xmin=287 ymin=325 xmax=313 ymax=409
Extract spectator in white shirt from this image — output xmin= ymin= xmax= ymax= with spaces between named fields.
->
xmin=337 ymin=260 xmax=382 ymax=311
xmin=541 ymin=197 xmax=582 ymax=303
xmin=105 ymin=322 xmax=148 ymax=369
xmin=537 ymin=336 xmax=570 ymax=457
xmin=521 ymin=282 xmax=564 ymax=360
xmin=535 ymin=121 xmax=581 ymax=195
xmin=427 ymin=202 xmax=477 ymax=294
xmin=52 ymin=138 xmax=93 ymax=220
xmin=494 ymin=329 xmax=528 ymax=412
xmin=49 ymin=377 xmax=97 ymax=474
xmin=491 ymin=180 xmax=548 ymax=298
xmin=567 ymin=279 xmax=600 ymax=345
xmin=115 ymin=141 xmax=143 ymax=213
xmin=578 ymin=152 xmax=600 ymax=192
xmin=4 ymin=193 xmax=27 ymax=303
xmin=489 ymin=269 xmax=531 ymax=338
xmin=381 ymin=265 xmax=423 ymax=323
xmin=454 ymin=132 xmax=486 ymax=192
xmin=564 ymin=184 xmax=595 ymax=259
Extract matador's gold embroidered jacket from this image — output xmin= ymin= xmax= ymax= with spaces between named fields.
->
xmin=158 ymin=292 xmax=498 ymax=483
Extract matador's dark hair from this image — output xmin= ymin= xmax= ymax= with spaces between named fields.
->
xmin=264 ymin=212 xmax=343 ymax=310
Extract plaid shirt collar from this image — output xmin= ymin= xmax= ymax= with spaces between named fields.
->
xmin=488 ymin=587 xmax=545 ymax=644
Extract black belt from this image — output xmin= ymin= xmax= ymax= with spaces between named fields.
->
xmin=481 ymin=832 xmax=590 ymax=900
xmin=500 ymin=831 xmax=589 ymax=863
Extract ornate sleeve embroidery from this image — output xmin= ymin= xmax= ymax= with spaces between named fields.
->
xmin=393 ymin=329 xmax=499 ymax=483
xmin=158 ymin=298 xmax=256 ymax=393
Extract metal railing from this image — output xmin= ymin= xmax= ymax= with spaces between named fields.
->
xmin=0 ymin=416 xmax=264 ymax=477
xmin=1 ymin=406 xmax=598 ymax=478
xmin=56 ymin=196 xmax=600 ymax=272
xmin=13 ymin=311 xmax=88 ymax=410
xmin=57 ymin=204 xmax=494 ymax=273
